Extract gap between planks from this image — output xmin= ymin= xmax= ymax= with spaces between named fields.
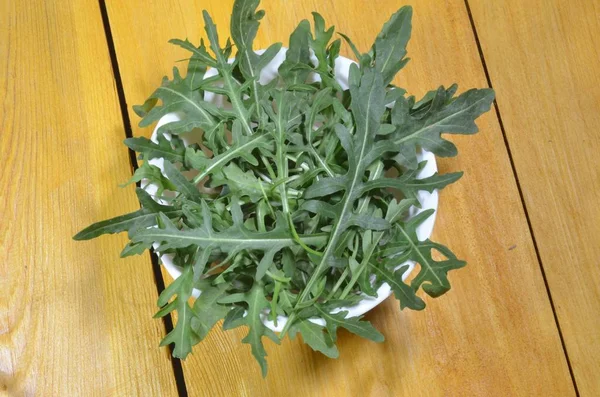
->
xmin=462 ymin=1 xmax=580 ymax=395
xmin=97 ymin=0 xmax=189 ymax=396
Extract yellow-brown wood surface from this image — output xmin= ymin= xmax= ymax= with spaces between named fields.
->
xmin=0 ymin=0 xmax=178 ymax=395
xmin=468 ymin=1 xmax=600 ymax=395
xmin=103 ymin=0 xmax=578 ymax=395
xmin=4 ymin=0 xmax=597 ymax=395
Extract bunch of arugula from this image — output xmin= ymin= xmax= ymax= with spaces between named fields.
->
xmin=75 ymin=0 xmax=494 ymax=376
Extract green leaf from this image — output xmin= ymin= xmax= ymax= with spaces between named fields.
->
xmin=303 ymin=176 xmax=345 ymax=198
xmin=202 ymin=10 xmax=254 ymax=136
xmin=289 ymin=319 xmax=339 ymax=358
xmin=338 ymin=199 xmax=414 ymax=299
xmin=310 ymin=12 xmax=334 ymax=71
xmin=361 ymin=168 xmax=463 ymax=201
xmin=338 ymin=32 xmax=371 ymax=67
xmin=134 ymin=67 xmax=221 ymax=136
xmin=120 ymin=160 xmax=177 ymax=196
xmin=155 ymin=266 xmax=199 ymax=359
xmin=187 ymin=129 xmax=271 ymax=184
xmin=124 ymin=132 xmax=186 ymax=163
xmin=373 ymin=6 xmax=412 ymax=86
xmin=410 ymin=239 xmax=466 ymax=297
xmin=136 ymin=187 xmax=175 ymax=213
xmin=130 ymin=202 xmax=328 ymax=280
xmin=73 ymin=188 xmax=180 ymax=240
xmin=279 ymin=20 xmax=312 ymax=85
xmin=304 ymin=87 xmax=335 ymax=177
xmin=232 ymin=283 xmax=279 ymax=377
xmin=191 ymin=245 xmax=213 ymax=281
xmin=74 ymin=209 xmax=153 ymax=240
xmin=120 ymin=241 xmax=153 ymax=257
xmin=384 ymin=86 xmax=407 ymax=105
xmin=168 ymin=38 xmax=216 ymax=69
xmin=230 ymin=0 xmax=262 ymax=59
xmin=369 ymin=263 xmax=425 ymax=310
xmin=391 ymin=86 xmax=495 ymax=168
xmin=222 ymin=306 xmax=246 ymax=330
xmin=231 ymin=0 xmax=282 ymax=121
xmin=191 ymin=282 xmax=230 ymax=339
xmin=163 ymin=160 xmax=203 ymax=202
xmin=326 ymin=38 xmax=341 ymax=71
xmin=211 ymin=163 xmax=270 ymax=202
xmin=381 ymin=210 xmax=466 ymax=298
xmin=316 ymin=306 xmax=384 ymax=342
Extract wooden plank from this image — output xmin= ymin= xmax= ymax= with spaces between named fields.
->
xmin=467 ymin=0 xmax=600 ymax=394
xmin=106 ymin=0 xmax=576 ymax=395
xmin=0 ymin=1 xmax=178 ymax=395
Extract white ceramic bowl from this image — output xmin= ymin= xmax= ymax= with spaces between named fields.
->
xmin=143 ymin=49 xmax=438 ymax=332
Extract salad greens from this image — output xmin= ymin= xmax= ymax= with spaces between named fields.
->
xmin=75 ymin=0 xmax=494 ymax=376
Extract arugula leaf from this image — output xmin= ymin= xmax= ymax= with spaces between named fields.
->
xmin=360 ymin=168 xmax=463 ymax=201
xmin=154 ymin=266 xmax=199 ymax=358
xmin=211 ymin=163 xmax=270 ymax=202
xmin=74 ymin=209 xmax=156 ymax=241
xmin=73 ymin=188 xmax=180 ymax=240
xmin=202 ymin=10 xmax=254 ymax=136
xmin=370 ymin=262 xmax=425 ymax=310
xmin=124 ymin=131 xmax=186 ymax=163
xmin=390 ymin=86 xmax=495 ymax=168
xmin=338 ymin=199 xmax=415 ymax=299
xmin=130 ymin=202 xmax=327 ymax=280
xmin=338 ymin=32 xmax=371 ymax=68
xmin=134 ymin=67 xmax=221 ymax=136
xmin=315 ymin=306 xmax=384 ymax=342
xmin=308 ymin=13 xmax=342 ymax=91
xmin=163 ymin=161 xmax=203 ymax=202
xmin=373 ymin=6 xmax=412 ymax=86
xmin=289 ymin=319 xmax=339 ymax=358
xmin=191 ymin=281 xmax=230 ymax=339
xmin=187 ymin=126 xmax=272 ymax=185
xmin=380 ymin=210 xmax=466 ymax=299
xmin=310 ymin=12 xmax=334 ymax=69
xmin=121 ymin=160 xmax=177 ymax=196
xmin=169 ymin=38 xmax=217 ymax=69
xmin=242 ymin=284 xmax=281 ymax=377
xmin=279 ymin=20 xmax=312 ymax=85
xmin=231 ymin=0 xmax=282 ymax=122
xmin=219 ymin=282 xmax=279 ymax=376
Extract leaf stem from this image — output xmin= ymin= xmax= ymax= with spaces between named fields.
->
xmin=278 ymin=312 xmax=296 ymax=339
xmin=287 ymin=213 xmax=323 ymax=257
xmin=308 ymin=146 xmax=335 ymax=177
xmin=191 ymin=133 xmax=268 ymax=184
xmin=270 ymin=280 xmax=282 ymax=326
xmin=266 ymin=271 xmax=291 ymax=283
xmin=221 ymin=70 xmax=254 ymax=136
xmin=258 ymin=184 xmax=276 ymax=218
xmin=325 ymin=268 xmax=349 ymax=300
xmin=261 ymin=155 xmax=277 ymax=180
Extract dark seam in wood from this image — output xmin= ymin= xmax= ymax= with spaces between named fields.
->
xmin=97 ymin=1 xmax=188 ymax=395
xmin=463 ymin=1 xmax=580 ymax=395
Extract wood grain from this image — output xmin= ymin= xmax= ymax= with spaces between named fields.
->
xmin=468 ymin=0 xmax=600 ymax=394
xmin=105 ymin=0 xmax=576 ymax=395
xmin=0 ymin=0 xmax=178 ymax=395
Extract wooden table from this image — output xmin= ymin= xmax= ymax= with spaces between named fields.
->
xmin=2 ymin=0 xmax=598 ymax=395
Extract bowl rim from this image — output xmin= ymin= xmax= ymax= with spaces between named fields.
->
xmin=143 ymin=48 xmax=438 ymax=332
